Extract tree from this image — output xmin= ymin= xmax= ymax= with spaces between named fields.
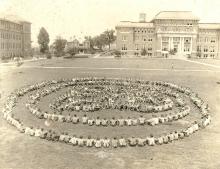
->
xmin=66 ymin=47 xmax=78 ymax=56
xmin=92 ymin=35 xmax=105 ymax=50
xmin=53 ymin=37 xmax=67 ymax=57
xmin=38 ymin=27 xmax=50 ymax=54
xmin=84 ymin=36 xmax=94 ymax=49
xmin=103 ymin=29 xmax=116 ymax=50
xmin=91 ymin=29 xmax=116 ymax=50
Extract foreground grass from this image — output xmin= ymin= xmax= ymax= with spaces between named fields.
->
xmin=0 ymin=58 xmax=220 ymax=169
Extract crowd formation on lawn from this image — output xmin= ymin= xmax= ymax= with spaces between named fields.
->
xmin=2 ymin=78 xmax=211 ymax=148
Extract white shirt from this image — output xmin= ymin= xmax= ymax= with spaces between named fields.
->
xmin=147 ymin=118 xmax=159 ymax=126
xmin=95 ymin=140 xmax=102 ymax=148
xmin=157 ymin=137 xmax=164 ymax=144
xmin=69 ymin=137 xmax=78 ymax=145
xmin=138 ymin=117 xmax=145 ymax=124
xmin=147 ymin=137 xmax=155 ymax=146
xmin=119 ymin=138 xmax=127 ymax=146
xmin=125 ymin=119 xmax=132 ymax=126
xmin=82 ymin=116 xmax=88 ymax=124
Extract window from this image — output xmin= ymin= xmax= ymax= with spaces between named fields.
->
xmin=184 ymin=44 xmax=190 ymax=52
xmin=173 ymin=37 xmax=180 ymax=42
xmin=122 ymin=44 xmax=127 ymax=50
xmin=211 ymin=39 xmax=216 ymax=43
xmin=122 ymin=36 xmax=127 ymax=41
xmin=210 ymin=46 xmax=215 ymax=52
xmin=162 ymin=42 xmax=169 ymax=51
xmin=204 ymin=46 xmax=208 ymax=52
xmin=162 ymin=37 xmax=169 ymax=42
xmin=197 ymin=46 xmax=201 ymax=52
xmin=203 ymin=54 xmax=208 ymax=58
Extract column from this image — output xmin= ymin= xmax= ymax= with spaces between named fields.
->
xmin=171 ymin=37 xmax=173 ymax=50
xmin=190 ymin=37 xmax=193 ymax=53
xmin=180 ymin=37 xmax=183 ymax=53
xmin=169 ymin=37 xmax=171 ymax=51
xmin=191 ymin=35 xmax=197 ymax=58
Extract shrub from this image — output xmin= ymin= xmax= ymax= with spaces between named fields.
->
xmin=46 ymin=52 xmax=52 ymax=59
xmin=141 ymin=49 xmax=147 ymax=56
xmin=114 ymin=50 xmax=121 ymax=57
xmin=169 ymin=49 xmax=176 ymax=55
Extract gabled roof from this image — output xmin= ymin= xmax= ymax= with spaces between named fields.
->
xmin=116 ymin=21 xmax=154 ymax=28
xmin=153 ymin=11 xmax=199 ymax=21
xmin=199 ymin=23 xmax=220 ymax=30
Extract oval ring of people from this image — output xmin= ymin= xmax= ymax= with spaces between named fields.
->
xmin=2 ymin=77 xmax=211 ymax=148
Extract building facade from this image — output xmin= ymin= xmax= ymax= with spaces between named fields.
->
xmin=0 ymin=15 xmax=31 ymax=59
xmin=116 ymin=11 xmax=220 ymax=59
xmin=65 ymin=39 xmax=90 ymax=53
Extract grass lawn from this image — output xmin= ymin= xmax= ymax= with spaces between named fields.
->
xmin=0 ymin=58 xmax=220 ymax=169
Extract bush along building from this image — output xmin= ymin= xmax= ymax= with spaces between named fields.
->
xmin=116 ymin=11 xmax=220 ymax=59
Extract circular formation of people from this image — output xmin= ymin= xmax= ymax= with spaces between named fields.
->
xmin=2 ymin=77 xmax=211 ymax=148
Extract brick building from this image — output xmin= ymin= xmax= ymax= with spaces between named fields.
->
xmin=0 ymin=14 xmax=31 ymax=59
xmin=116 ymin=11 xmax=220 ymax=59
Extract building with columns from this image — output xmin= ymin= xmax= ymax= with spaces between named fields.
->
xmin=116 ymin=11 xmax=220 ymax=59
xmin=0 ymin=14 xmax=31 ymax=59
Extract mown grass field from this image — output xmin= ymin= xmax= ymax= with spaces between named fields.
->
xmin=0 ymin=58 xmax=220 ymax=169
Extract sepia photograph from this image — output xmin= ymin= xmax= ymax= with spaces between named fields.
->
xmin=0 ymin=0 xmax=220 ymax=168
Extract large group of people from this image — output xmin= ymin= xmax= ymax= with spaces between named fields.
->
xmin=1 ymin=78 xmax=211 ymax=148
xmin=26 ymin=104 xmax=190 ymax=127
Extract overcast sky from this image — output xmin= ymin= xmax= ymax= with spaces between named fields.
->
xmin=1 ymin=0 xmax=220 ymax=46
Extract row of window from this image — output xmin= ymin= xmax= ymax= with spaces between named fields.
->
xmin=199 ymin=30 xmax=219 ymax=34
xmin=0 ymin=52 xmax=22 ymax=58
xmin=161 ymin=44 xmax=191 ymax=52
xmin=159 ymin=26 xmax=194 ymax=32
xmin=0 ymin=20 xmax=22 ymax=31
xmin=134 ymin=29 xmax=154 ymax=34
xmin=197 ymin=46 xmax=216 ymax=53
xmin=135 ymin=44 xmax=152 ymax=50
xmin=134 ymin=52 xmax=152 ymax=56
xmin=0 ymin=32 xmax=22 ymax=40
xmin=162 ymin=37 xmax=191 ymax=43
xmin=197 ymin=37 xmax=216 ymax=43
xmin=121 ymin=44 xmax=153 ymax=51
xmin=122 ymin=35 xmax=153 ymax=42
xmin=135 ymin=36 xmax=153 ymax=42
xmin=0 ymin=42 xmax=22 ymax=49
xmin=198 ymin=54 xmax=215 ymax=58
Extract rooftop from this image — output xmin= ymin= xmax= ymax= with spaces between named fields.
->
xmin=153 ymin=11 xmax=199 ymax=21
xmin=116 ymin=21 xmax=154 ymax=28
xmin=0 ymin=13 xmax=30 ymax=24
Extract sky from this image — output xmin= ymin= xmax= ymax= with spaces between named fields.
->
xmin=1 ymin=0 xmax=220 ymax=47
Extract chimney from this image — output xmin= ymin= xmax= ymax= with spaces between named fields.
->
xmin=139 ymin=13 xmax=146 ymax=22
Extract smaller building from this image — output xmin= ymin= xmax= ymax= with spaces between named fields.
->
xmin=65 ymin=39 xmax=90 ymax=53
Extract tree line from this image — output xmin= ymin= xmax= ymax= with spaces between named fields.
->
xmin=37 ymin=27 xmax=116 ymax=57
